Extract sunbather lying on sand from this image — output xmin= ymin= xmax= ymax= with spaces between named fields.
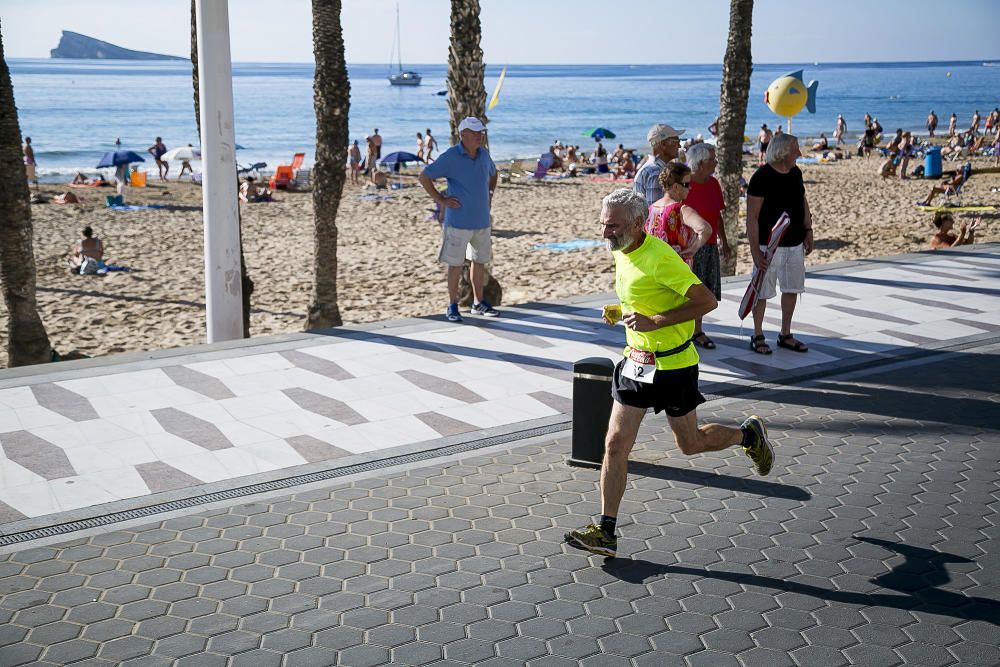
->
xmin=239 ymin=177 xmax=273 ymax=203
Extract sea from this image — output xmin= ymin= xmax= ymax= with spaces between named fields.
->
xmin=9 ymin=58 xmax=1000 ymax=181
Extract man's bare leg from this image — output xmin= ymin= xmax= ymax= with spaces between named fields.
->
xmin=446 ymin=265 xmax=462 ymax=304
xmin=470 ymin=261 xmax=486 ymax=304
xmin=667 ymin=409 xmax=743 ymax=456
xmin=599 ymin=402 xmax=647 ymax=519
xmin=780 ymin=292 xmax=798 ymax=336
xmin=752 ymin=298 xmax=767 ymax=338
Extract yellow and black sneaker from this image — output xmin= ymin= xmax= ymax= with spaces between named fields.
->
xmin=565 ymin=523 xmax=617 ymax=557
xmin=741 ymin=415 xmax=775 ymax=476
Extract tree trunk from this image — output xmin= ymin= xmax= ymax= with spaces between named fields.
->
xmin=306 ymin=0 xmax=349 ymax=329
xmin=447 ymin=0 xmax=487 ymax=144
xmin=191 ymin=0 xmax=200 ymax=139
xmin=0 ymin=21 xmax=54 ymax=366
xmin=716 ymin=0 xmax=754 ymax=276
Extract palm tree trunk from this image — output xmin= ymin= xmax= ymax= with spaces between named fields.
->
xmin=0 ymin=21 xmax=53 ymax=366
xmin=191 ymin=0 xmax=200 ymax=139
xmin=447 ymin=0 xmax=487 ymax=144
xmin=306 ymin=0 xmax=349 ymax=329
xmin=716 ymin=0 xmax=754 ymax=276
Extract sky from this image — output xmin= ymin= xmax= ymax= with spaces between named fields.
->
xmin=1 ymin=0 xmax=999 ymax=65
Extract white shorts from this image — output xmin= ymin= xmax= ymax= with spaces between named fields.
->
xmin=439 ymin=225 xmax=492 ymax=266
xmin=754 ymin=243 xmax=805 ymax=300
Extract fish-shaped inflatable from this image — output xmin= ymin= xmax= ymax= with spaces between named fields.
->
xmin=764 ymin=70 xmax=819 ymax=118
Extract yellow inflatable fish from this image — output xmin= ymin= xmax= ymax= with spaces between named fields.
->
xmin=764 ymin=70 xmax=819 ymax=118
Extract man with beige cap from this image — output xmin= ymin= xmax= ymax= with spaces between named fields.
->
xmin=633 ymin=123 xmax=683 ymax=207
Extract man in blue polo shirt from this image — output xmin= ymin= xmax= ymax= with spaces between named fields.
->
xmin=418 ymin=116 xmax=499 ymax=322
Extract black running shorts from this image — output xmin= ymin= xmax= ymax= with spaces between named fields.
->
xmin=611 ymin=358 xmax=705 ymax=417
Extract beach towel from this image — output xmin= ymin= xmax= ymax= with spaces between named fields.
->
xmin=109 ymin=204 xmax=170 ymax=211
xmin=917 ymin=205 xmax=996 ymax=212
xmin=533 ymin=239 xmax=605 ymax=252
xmin=357 ymin=194 xmax=392 ymax=202
xmin=589 ymin=176 xmax=633 ymax=183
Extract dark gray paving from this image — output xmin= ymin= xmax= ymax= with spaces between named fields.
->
xmin=151 ymin=408 xmax=234 ymax=452
xmin=161 ymin=367 xmax=236 ymax=401
xmin=29 ymin=384 xmax=99 ymax=422
xmin=0 ymin=348 xmax=997 ymax=666
xmin=0 ymin=431 xmax=76 ymax=480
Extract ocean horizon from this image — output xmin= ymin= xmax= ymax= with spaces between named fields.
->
xmin=11 ymin=57 xmax=1000 ymax=180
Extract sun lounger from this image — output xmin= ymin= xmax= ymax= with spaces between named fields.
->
xmin=269 ymin=152 xmax=305 ymax=189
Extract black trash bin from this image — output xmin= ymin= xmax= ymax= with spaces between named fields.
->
xmin=568 ymin=357 xmax=615 ymax=468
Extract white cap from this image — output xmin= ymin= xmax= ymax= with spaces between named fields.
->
xmin=458 ymin=117 xmax=486 ymax=133
xmin=647 ymin=123 xmax=684 ymax=146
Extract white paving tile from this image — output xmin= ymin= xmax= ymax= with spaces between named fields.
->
xmin=63 ymin=439 xmax=158 ymax=475
xmin=238 ymin=440 xmax=307 ymax=469
xmin=49 ymin=477 xmax=120 ymax=512
xmin=0 ymin=386 xmax=37 ymax=409
xmin=217 ymin=392 xmax=300 ymax=420
xmin=13 ymin=406 xmax=72 ymax=430
xmin=0 ymin=458 xmax=45 ymax=489
xmin=0 ymin=482 xmax=59 ymax=518
xmin=220 ymin=352 xmax=296 ymax=376
xmin=82 ymin=467 xmax=151 ymax=503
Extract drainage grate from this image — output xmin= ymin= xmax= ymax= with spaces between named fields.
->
xmin=0 ymin=420 xmax=571 ymax=547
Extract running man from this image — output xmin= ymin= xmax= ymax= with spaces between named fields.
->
xmin=564 ymin=189 xmax=776 ymax=558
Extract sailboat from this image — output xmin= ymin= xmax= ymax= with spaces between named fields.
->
xmin=388 ymin=2 xmax=421 ymax=86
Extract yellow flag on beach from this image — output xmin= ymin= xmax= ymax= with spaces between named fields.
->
xmin=488 ymin=67 xmax=507 ymax=111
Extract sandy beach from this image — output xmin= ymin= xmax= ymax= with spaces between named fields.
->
xmin=2 ymin=152 xmax=998 ymax=367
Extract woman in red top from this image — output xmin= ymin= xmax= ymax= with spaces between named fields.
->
xmin=644 ymin=162 xmax=710 ymax=268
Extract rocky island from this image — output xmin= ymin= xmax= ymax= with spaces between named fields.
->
xmin=50 ymin=30 xmax=186 ymax=60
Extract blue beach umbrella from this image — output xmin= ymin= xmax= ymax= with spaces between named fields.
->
xmin=379 ymin=151 xmax=421 ymax=167
xmin=96 ymin=150 xmax=146 ymax=168
xmin=583 ymin=127 xmax=616 ymax=139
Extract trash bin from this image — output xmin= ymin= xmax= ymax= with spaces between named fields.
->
xmin=569 ymin=357 xmax=615 ymax=468
xmin=924 ymin=146 xmax=942 ymax=179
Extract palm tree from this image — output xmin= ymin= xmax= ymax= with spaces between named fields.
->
xmin=447 ymin=0 xmax=487 ymax=144
xmin=715 ymin=0 xmax=754 ymax=276
xmin=190 ymin=0 xmax=200 ymax=139
xmin=306 ymin=0 xmax=349 ymax=329
xmin=0 ymin=21 xmax=53 ymax=366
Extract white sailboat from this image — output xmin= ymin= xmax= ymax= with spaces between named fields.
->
xmin=388 ymin=2 xmax=421 ymax=86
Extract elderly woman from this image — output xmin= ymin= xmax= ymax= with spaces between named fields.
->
xmin=684 ymin=143 xmax=733 ymax=349
xmin=645 ymin=162 xmax=711 ymax=270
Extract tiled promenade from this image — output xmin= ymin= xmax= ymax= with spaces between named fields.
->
xmin=0 ymin=246 xmax=997 ymax=665
xmin=1 ymin=246 xmax=998 ymax=527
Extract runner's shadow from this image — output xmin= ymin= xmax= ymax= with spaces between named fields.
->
xmin=601 ymin=537 xmax=998 ymax=625
xmin=627 ymin=461 xmax=810 ymax=501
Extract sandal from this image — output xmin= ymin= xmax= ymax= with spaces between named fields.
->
xmin=777 ymin=333 xmax=809 ymax=353
xmin=692 ymin=331 xmax=716 ymax=350
xmin=750 ymin=334 xmax=772 ymax=355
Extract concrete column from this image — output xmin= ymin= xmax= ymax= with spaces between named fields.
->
xmin=196 ymin=0 xmax=243 ymax=343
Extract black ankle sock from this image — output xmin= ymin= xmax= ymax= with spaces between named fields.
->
xmin=739 ymin=426 xmax=753 ymax=448
xmin=599 ymin=515 xmax=617 ymax=537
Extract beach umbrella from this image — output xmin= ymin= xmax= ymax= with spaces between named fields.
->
xmin=379 ymin=151 xmax=422 ymax=167
xmin=161 ymin=146 xmax=201 ymax=162
xmin=96 ymin=150 xmax=145 ymax=168
xmin=583 ymin=128 xmax=616 ymax=139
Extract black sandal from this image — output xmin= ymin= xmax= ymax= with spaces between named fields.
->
xmin=692 ymin=331 xmax=716 ymax=350
xmin=777 ymin=333 xmax=809 ymax=353
xmin=750 ymin=334 xmax=772 ymax=355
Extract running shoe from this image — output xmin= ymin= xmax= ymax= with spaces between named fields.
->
xmin=741 ymin=415 xmax=775 ymax=476
xmin=565 ymin=523 xmax=617 ymax=557
xmin=470 ymin=301 xmax=499 ymax=317
xmin=446 ymin=304 xmax=463 ymax=323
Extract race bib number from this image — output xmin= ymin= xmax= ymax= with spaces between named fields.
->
xmin=622 ymin=349 xmax=656 ymax=384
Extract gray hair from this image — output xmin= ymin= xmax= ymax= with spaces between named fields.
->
xmin=765 ymin=133 xmax=799 ymax=165
xmin=601 ymin=188 xmax=647 ymax=224
xmin=686 ymin=143 xmax=716 ymax=172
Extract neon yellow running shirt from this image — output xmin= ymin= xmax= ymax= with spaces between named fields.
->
xmin=614 ymin=234 xmax=701 ymax=371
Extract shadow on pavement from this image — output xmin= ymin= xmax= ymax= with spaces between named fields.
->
xmin=628 ymin=461 xmax=811 ymax=501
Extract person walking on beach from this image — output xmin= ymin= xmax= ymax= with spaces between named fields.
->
xmin=757 ymin=124 xmax=773 ymax=165
xmin=425 ymin=128 xmax=438 ymax=163
xmin=23 ymin=136 xmax=38 ymax=191
xmin=148 ymin=137 xmax=169 ymax=180
xmin=864 ymin=112 xmax=872 ymax=130
xmin=418 ymin=116 xmax=499 ymax=323
xmin=177 ymin=144 xmax=195 ymax=180
xmin=927 ymin=110 xmax=938 ymax=138
xmin=970 ymin=110 xmax=981 ymax=136
xmin=416 ymin=132 xmax=425 ymax=162
xmin=685 ymin=144 xmax=733 ymax=349
xmin=348 ymin=140 xmax=362 ymax=184
xmin=633 ymin=123 xmax=683 ymax=206
xmin=834 ymin=114 xmax=847 ymax=145
xmin=948 ymin=113 xmax=957 ymax=138
xmin=364 ymin=137 xmax=377 ymax=175
xmin=369 ymin=129 xmax=383 ymax=159
xmin=746 ymin=133 xmax=813 ymax=355
xmin=563 ymin=188 xmax=776 ymax=558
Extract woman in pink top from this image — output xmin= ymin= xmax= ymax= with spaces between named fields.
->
xmin=644 ymin=162 xmax=710 ymax=268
